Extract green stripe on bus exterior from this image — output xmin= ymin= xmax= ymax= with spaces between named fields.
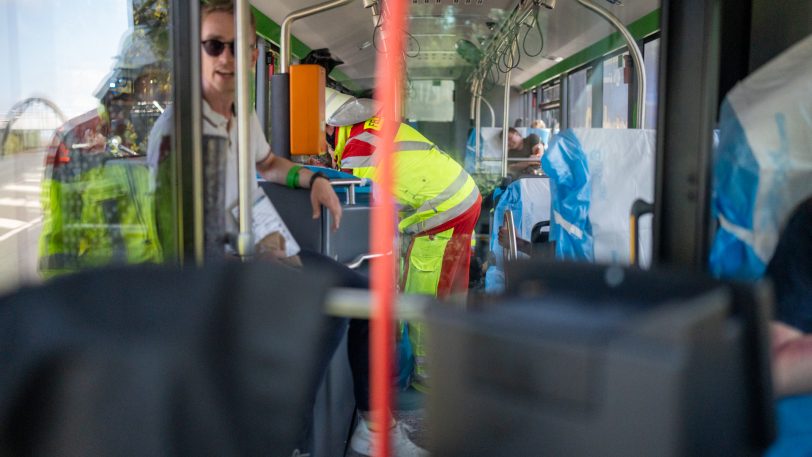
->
xmin=520 ymin=9 xmax=661 ymax=90
xmin=252 ymin=6 xmax=360 ymax=93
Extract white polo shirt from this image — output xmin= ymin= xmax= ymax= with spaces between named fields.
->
xmin=147 ymin=99 xmax=272 ymax=231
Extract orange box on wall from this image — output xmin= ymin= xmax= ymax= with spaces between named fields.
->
xmin=289 ymin=64 xmax=326 ymax=156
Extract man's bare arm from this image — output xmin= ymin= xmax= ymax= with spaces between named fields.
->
xmin=256 ymin=151 xmax=342 ymax=230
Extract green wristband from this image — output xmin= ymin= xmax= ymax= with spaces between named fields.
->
xmin=286 ymin=165 xmax=303 ymax=189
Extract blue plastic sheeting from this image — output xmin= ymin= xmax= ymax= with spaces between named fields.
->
xmin=464 ymin=128 xmax=507 ymax=176
xmin=305 ymin=165 xmax=372 ymax=204
xmin=541 ymin=128 xmax=655 ymax=265
xmin=525 ymin=127 xmax=551 ymax=146
xmin=464 ymin=129 xmax=481 ymax=175
xmin=305 ymin=165 xmax=367 ymax=184
xmin=484 ymin=177 xmax=551 ymax=293
xmin=709 ymin=102 xmax=764 ymax=280
xmin=484 ymin=182 xmax=524 ymax=293
xmin=709 ymin=34 xmax=812 ymax=280
xmin=766 ymin=395 xmax=812 ymax=457
xmin=707 ymin=36 xmax=812 ymax=456
xmin=541 ymin=130 xmax=592 ymax=261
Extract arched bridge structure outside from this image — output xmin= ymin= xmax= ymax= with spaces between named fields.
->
xmin=1 ymin=97 xmax=67 ymax=156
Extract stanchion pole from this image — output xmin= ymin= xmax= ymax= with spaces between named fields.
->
xmin=369 ymin=0 xmax=408 ymax=455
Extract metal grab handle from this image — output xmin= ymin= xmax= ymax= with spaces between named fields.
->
xmin=345 ymin=251 xmax=390 ymax=270
xmin=629 ymin=199 xmax=654 ymax=267
xmin=501 ymin=41 xmax=516 ymax=178
xmin=503 ymin=210 xmax=518 ymax=262
xmin=280 ymin=0 xmax=355 ymax=73
xmin=481 ymin=97 xmax=496 ymax=129
xmin=330 ymin=178 xmax=367 ymax=205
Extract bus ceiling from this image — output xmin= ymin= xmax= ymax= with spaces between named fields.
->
xmin=252 ymin=0 xmax=659 ymax=91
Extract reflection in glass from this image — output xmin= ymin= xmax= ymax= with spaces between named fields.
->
xmin=602 ymin=54 xmax=629 ymax=129
xmin=568 ymin=68 xmax=592 ymax=128
xmin=0 ymin=0 xmax=174 ymax=291
xmin=644 ymin=38 xmax=660 ymax=130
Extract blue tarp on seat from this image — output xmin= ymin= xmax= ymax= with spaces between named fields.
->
xmin=484 ymin=177 xmax=551 ymax=293
xmin=541 ymin=128 xmax=656 ymax=266
xmin=706 ymin=35 xmax=812 ymax=457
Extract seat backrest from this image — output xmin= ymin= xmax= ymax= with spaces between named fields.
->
xmin=710 ymin=34 xmax=812 ymax=280
xmin=542 ymin=128 xmax=655 ymax=266
xmin=524 ymin=127 xmax=551 ymax=146
xmin=0 ymin=261 xmax=335 ymax=456
xmin=484 ymin=176 xmax=551 ymax=293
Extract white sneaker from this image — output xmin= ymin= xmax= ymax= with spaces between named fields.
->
xmin=349 ymin=419 xmax=429 ymax=457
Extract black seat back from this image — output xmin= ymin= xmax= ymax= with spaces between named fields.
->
xmin=0 ymin=261 xmax=336 ymax=457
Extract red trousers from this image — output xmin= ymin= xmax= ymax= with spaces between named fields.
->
xmin=401 ymin=195 xmax=482 ymax=299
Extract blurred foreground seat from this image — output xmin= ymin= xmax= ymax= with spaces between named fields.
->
xmin=427 ymin=261 xmax=775 ymax=457
xmin=0 ymin=261 xmax=336 ymax=457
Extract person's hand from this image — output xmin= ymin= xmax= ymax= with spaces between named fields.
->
xmin=771 ymin=321 xmax=812 ymax=397
xmin=497 ymin=225 xmax=508 ymax=249
xmin=310 ymin=176 xmax=342 ymax=230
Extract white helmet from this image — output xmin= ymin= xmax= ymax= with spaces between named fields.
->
xmin=325 ymin=87 xmax=378 ymax=126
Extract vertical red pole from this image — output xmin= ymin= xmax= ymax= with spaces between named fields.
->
xmin=370 ymin=1 xmax=407 ymax=457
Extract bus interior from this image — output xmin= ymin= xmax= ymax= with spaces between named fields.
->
xmin=1 ymin=0 xmax=812 ymax=455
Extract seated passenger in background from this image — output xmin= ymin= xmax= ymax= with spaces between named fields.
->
xmin=504 ymin=127 xmax=543 ymax=177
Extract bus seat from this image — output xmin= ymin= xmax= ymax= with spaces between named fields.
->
xmin=428 ymin=261 xmax=776 ymax=457
xmin=541 ymin=128 xmax=656 ymax=266
xmin=484 ymin=175 xmax=551 ymax=293
xmin=524 ymin=127 xmax=552 ymax=146
xmin=0 ymin=261 xmax=337 ymax=456
xmin=709 ymin=33 xmax=812 ymax=281
xmin=259 ymin=170 xmax=368 ymax=455
xmin=466 ymin=127 xmax=510 ymax=176
xmin=260 ymin=167 xmax=372 ymax=271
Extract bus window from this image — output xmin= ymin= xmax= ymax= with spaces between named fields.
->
xmin=0 ymin=0 xmax=177 ymax=292
xmin=405 ymin=80 xmax=455 ymax=123
xmin=602 ymin=53 xmax=629 ymax=129
xmin=644 ymin=38 xmax=661 ymax=130
xmin=568 ymin=67 xmax=593 ymax=128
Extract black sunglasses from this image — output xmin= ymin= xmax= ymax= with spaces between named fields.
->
xmin=201 ymin=39 xmax=255 ymax=57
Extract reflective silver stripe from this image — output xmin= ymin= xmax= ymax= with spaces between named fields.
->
xmin=341 ymin=155 xmax=378 ymax=168
xmin=411 ymin=170 xmax=471 ymax=215
xmin=553 ymin=210 xmax=583 ymax=239
xmin=718 ymin=213 xmax=763 ymax=260
xmin=353 ymin=131 xmax=380 ymax=146
xmin=396 ymin=140 xmax=433 ymax=151
xmin=342 ymin=135 xmax=433 ymax=170
xmin=352 ymin=133 xmax=431 ymax=154
xmin=403 ymin=186 xmax=480 ymax=235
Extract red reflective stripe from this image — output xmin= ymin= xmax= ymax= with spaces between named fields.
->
xmin=370 ymin=1 xmax=407 ymax=456
xmin=343 ymin=137 xmax=376 ymax=160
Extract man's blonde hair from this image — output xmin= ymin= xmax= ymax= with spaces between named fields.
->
xmin=201 ymin=0 xmax=257 ymax=30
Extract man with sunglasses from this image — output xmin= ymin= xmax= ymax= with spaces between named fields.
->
xmin=148 ymin=2 xmax=427 ymax=457
xmin=148 ymin=0 xmax=342 ymax=236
